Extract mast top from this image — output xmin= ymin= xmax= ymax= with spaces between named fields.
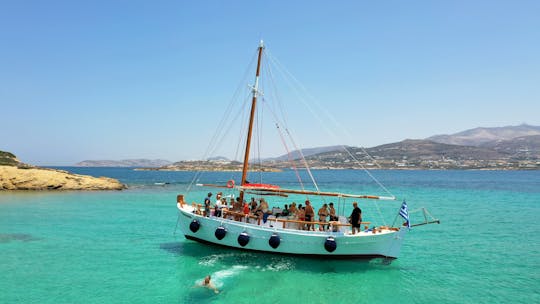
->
xmin=259 ymin=40 xmax=265 ymax=49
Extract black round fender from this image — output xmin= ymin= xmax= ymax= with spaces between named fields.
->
xmin=215 ymin=226 xmax=227 ymax=240
xmin=324 ymin=236 xmax=337 ymax=252
xmin=238 ymin=232 xmax=250 ymax=247
xmin=269 ymin=233 xmax=280 ymax=249
xmin=189 ymin=219 xmax=200 ymax=233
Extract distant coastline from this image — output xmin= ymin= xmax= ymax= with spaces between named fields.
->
xmin=135 ymin=163 xmax=538 ymax=171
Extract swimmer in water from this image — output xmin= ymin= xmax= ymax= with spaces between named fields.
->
xmin=201 ymin=275 xmax=219 ymax=294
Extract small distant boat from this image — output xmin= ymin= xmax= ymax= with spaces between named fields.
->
xmin=154 ymin=182 xmax=170 ymax=186
xmin=175 ymin=41 xmax=438 ymax=261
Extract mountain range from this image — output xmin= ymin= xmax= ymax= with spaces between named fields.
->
xmin=427 ymin=124 xmax=540 ymax=146
xmin=77 ymin=124 xmax=540 ymax=170
xmin=267 ymin=124 xmax=540 ymax=163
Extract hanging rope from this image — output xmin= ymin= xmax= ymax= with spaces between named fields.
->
xmin=186 ymin=49 xmax=259 ymax=193
xmin=274 ymin=121 xmax=305 ymax=191
xmin=265 ymin=49 xmax=394 ymax=199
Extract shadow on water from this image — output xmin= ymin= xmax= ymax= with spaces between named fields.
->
xmin=0 ymin=233 xmax=41 ymax=243
xmin=160 ymin=241 xmax=397 ymax=274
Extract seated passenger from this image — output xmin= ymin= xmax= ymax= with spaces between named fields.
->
xmin=281 ymin=204 xmax=289 ymax=216
xmin=260 ymin=199 xmax=269 ymax=214
xmin=289 ymin=202 xmax=297 ymax=217
xmin=233 ymin=197 xmax=242 ymax=212
xmin=250 ymin=197 xmax=258 ymax=212
xmin=242 ymin=203 xmax=249 ymax=217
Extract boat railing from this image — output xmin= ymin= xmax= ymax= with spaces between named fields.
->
xmin=178 ymin=198 xmax=398 ymax=233
xmin=222 ymin=209 xmax=373 ymax=231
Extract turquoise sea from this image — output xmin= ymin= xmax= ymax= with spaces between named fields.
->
xmin=1 ymin=168 xmax=539 ymax=303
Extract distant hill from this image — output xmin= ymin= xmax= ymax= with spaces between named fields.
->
xmin=306 ymin=139 xmax=509 ymax=162
xmin=267 ymin=145 xmax=347 ymax=161
xmin=0 ymin=150 xmax=20 ymax=166
xmin=140 ymin=124 xmax=540 ymax=171
xmin=428 ymin=124 xmax=540 ymax=146
xmin=75 ymin=159 xmax=172 ymax=167
xmin=206 ymin=156 xmax=230 ymax=161
xmin=480 ymin=135 xmax=540 ymax=159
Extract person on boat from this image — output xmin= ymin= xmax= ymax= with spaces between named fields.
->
xmin=204 ymin=193 xmax=212 ymax=217
xmin=318 ymin=203 xmax=329 ymax=231
xmin=214 ymin=193 xmax=223 ymax=217
xmin=233 ymin=197 xmax=242 ymax=211
xmin=328 ymin=202 xmax=337 ymax=221
xmin=297 ymin=205 xmax=305 ymax=230
xmin=250 ymin=197 xmax=258 ymax=212
xmin=229 ymin=197 xmax=240 ymax=221
xmin=201 ymin=275 xmax=219 ymax=294
xmin=281 ymin=204 xmax=289 ymax=217
xmin=260 ymin=199 xmax=269 ymax=213
xmin=289 ymin=202 xmax=297 ymax=217
xmin=220 ymin=197 xmax=229 ymax=217
xmin=242 ymin=202 xmax=250 ymax=221
xmin=327 ymin=202 xmax=338 ymax=230
xmin=256 ymin=198 xmax=271 ymax=223
xmin=350 ymin=202 xmax=362 ymax=235
xmin=305 ymin=200 xmax=315 ymax=231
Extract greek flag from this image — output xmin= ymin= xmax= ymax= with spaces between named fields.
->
xmin=399 ymin=201 xmax=410 ymax=228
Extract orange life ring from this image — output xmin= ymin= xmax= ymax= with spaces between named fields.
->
xmin=226 ymin=180 xmax=235 ymax=188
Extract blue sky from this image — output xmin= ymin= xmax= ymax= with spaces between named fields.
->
xmin=1 ymin=1 xmax=539 ymax=165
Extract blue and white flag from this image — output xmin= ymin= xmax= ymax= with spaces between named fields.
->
xmin=399 ymin=201 xmax=410 ymax=228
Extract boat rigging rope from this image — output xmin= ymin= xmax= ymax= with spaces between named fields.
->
xmin=262 ymin=57 xmax=320 ymax=196
xmin=273 ymin=119 xmax=306 ymax=192
xmin=284 ymin=127 xmax=320 ymax=194
xmin=186 ymin=49 xmax=258 ymax=193
xmin=265 ymin=49 xmax=394 ymax=200
xmin=255 ymin=90 xmax=264 ymax=184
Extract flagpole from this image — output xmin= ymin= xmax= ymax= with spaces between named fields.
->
xmin=393 ymin=200 xmax=410 ymax=228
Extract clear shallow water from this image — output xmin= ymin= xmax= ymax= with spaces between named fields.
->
xmin=1 ymin=168 xmax=539 ymax=303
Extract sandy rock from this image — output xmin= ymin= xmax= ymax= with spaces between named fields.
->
xmin=0 ymin=166 xmax=126 ymax=190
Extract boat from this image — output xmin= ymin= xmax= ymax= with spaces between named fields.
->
xmin=175 ymin=41 xmax=438 ymax=261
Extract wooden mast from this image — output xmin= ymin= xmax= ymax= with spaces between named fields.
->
xmin=239 ymin=41 xmax=264 ymax=203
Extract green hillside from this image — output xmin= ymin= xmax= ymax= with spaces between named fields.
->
xmin=0 ymin=151 xmax=20 ymax=166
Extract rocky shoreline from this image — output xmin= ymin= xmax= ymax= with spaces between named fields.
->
xmin=0 ymin=165 xmax=126 ymax=191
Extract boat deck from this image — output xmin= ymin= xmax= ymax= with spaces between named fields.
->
xmin=178 ymin=203 xmax=399 ymax=236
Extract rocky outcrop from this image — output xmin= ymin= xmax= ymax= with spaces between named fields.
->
xmin=0 ymin=165 xmax=126 ymax=190
xmin=0 ymin=150 xmax=126 ymax=190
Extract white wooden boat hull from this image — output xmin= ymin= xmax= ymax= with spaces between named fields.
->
xmin=177 ymin=204 xmax=407 ymax=259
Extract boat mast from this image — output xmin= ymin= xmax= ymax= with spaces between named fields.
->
xmin=239 ymin=41 xmax=264 ymax=203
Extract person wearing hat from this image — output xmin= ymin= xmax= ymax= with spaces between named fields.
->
xmin=204 ymin=192 xmax=212 ymax=217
